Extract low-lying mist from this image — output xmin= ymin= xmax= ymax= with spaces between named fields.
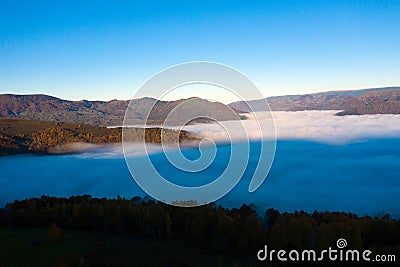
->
xmin=1 ymin=138 xmax=399 ymax=216
xmin=1 ymin=111 xmax=399 ymax=215
xmin=52 ymin=111 xmax=400 ymax=158
xmin=184 ymin=110 xmax=400 ymax=145
xmin=49 ymin=142 xmax=167 ymax=159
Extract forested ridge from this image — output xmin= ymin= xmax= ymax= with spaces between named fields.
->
xmin=0 ymin=196 xmax=398 ymax=266
xmin=230 ymin=87 xmax=400 ymax=115
xmin=0 ymin=94 xmax=241 ymax=126
xmin=0 ymin=118 xmax=194 ymax=155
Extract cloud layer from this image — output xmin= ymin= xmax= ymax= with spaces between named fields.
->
xmin=1 ymin=112 xmax=400 ymax=215
xmin=2 ymin=137 xmax=400 ymax=216
xmin=50 ymin=111 xmax=400 ymax=158
xmin=184 ymin=111 xmax=400 ymax=145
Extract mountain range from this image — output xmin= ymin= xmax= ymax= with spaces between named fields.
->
xmin=1 ymin=87 xmax=400 ymax=127
xmin=0 ymin=95 xmax=240 ymax=126
xmin=229 ymin=87 xmax=400 ymax=115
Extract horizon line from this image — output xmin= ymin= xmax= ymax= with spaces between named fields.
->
xmin=1 ymin=85 xmax=399 ymax=103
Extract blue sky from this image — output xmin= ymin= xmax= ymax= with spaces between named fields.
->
xmin=1 ymin=0 xmax=399 ymax=102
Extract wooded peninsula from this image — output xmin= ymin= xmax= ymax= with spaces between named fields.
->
xmin=0 ymin=118 xmax=195 ymax=156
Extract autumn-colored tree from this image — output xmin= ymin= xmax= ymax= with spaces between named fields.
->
xmin=48 ymin=222 xmax=64 ymax=240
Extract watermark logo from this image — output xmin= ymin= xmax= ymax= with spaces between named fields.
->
xmin=122 ymin=62 xmax=276 ymax=207
xmin=336 ymin=238 xmax=347 ymax=249
xmin=257 ymin=238 xmax=396 ymax=262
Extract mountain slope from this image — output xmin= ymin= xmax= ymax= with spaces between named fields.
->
xmin=0 ymin=94 xmax=128 ymax=126
xmin=0 ymin=118 xmax=195 ymax=155
xmin=2 ymin=87 xmax=399 ymax=127
xmin=0 ymin=94 xmax=240 ymax=126
xmin=229 ymin=87 xmax=400 ymax=115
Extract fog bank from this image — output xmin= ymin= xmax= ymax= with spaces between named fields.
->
xmin=184 ymin=111 xmax=400 ymax=145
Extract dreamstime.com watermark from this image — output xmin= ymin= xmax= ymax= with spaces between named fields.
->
xmin=257 ymin=238 xmax=396 ymax=263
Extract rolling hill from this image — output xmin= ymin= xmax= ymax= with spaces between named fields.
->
xmin=0 ymin=94 xmax=240 ymax=126
xmin=0 ymin=118 xmax=194 ymax=155
xmin=1 ymin=87 xmax=400 ymax=130
xmin=229 ymin=87 xmax=400 ymax=115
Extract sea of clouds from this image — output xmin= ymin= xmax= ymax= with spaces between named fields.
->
xmin=184 ymin=110 xmax=400 ymax=145
xmin=2 ymin=111 xmax=400 ymax=215
xmin=58 ymin=111 xmax=400 ymax=157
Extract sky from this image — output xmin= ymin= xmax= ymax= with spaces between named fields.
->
xmin=1 ymin=0 xmax=400 ymax=102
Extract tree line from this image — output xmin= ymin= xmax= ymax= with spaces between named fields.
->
xmin=0 ymin=195 xmax=399 ymax=255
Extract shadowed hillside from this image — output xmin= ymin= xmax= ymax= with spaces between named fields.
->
xmin=0 ymin=196 xmax=398 ymax=266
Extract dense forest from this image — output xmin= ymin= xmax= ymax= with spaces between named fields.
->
xmin=0 ymin=196 xmax=398 ymax=266
xmin=0 ymin=119 xmax=195 ymax=155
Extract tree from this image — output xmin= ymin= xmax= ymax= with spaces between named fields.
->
xmin=48 ymin=223 xmax=64 ymax=240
